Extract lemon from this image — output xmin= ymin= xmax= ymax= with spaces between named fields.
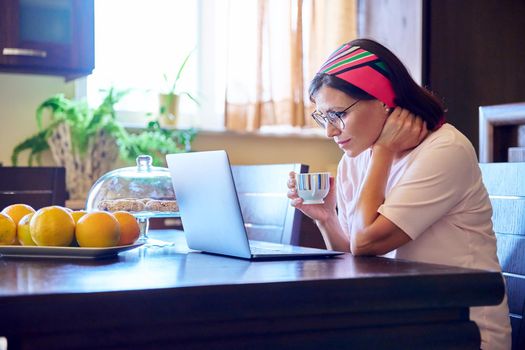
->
xmin=76 ymin=212 xmax=120 ymax=247
xmin=30 ymin=206 xmax=75 ymax=246
xmin=0 ymin=213 xmax=16 ymax=245
xmin=17 ymin=213 xmax=36 ymax=246
xmin=2 ymin=204 xmax=35 ymax=225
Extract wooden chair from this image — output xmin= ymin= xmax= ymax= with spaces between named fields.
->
xmin=479 ymin=162 xmax=525 ymax=350
xmin=231 ymin=163 xmax=312 ymax=245
xmin=0 ymin=167 xmax=66 ymax=210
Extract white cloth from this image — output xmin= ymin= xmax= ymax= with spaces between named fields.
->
xmin=336 ymin=124 xmax=511 ymax=350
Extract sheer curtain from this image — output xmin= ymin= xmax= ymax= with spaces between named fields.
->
xmin=223 ymin=0 xmax=356 ymax=132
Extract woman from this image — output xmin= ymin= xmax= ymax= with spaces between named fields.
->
xmin=288 ymin=38 xmax=511 ymax=350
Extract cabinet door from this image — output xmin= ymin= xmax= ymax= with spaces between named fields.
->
xmin=0 ymin=0 xmax=94 ymax=78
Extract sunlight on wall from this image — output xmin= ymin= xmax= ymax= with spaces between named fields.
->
xmin=0 ymin=73 xmax=74 ymax=166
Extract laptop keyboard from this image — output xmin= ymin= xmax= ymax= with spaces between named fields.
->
xmin=249 ymin=241 xmax=294 ymax=254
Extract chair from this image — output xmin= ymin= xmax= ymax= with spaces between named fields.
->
xmin=231 ymin=163 xmax=309 ymax=245
xmin=0 ymin=167 xmax=67 ymax=210
xmin=479 ymin=162 xmax=525 ymax=350
xmin=151 ymin=162 xmax=326 ymax=248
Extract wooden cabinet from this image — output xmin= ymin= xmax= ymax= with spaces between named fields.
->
xmin=0 ymin=0 xmax=94 ymax=79
xmin=424 ymin=0 xmax=525 ymax=158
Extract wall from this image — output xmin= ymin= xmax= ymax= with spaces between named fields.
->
xmin=192 ymin=131 xmax=342 ymax=173
xmin=358 ymin=0 xmax=423 ymax=84
xmin=0 ymin=73 xmax=75 ymax=167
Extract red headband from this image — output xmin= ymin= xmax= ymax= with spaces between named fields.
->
xmin=318 ymin=44 xmax=397 ymax=108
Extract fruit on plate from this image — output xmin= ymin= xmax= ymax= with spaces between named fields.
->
xmin=2 ymin=204 xmax=35 ymax=225
xmin=71 ymin=210 xmax=87 ymax=224
xmin=76 ymin=211 xmax=120 ymax=248
xmin=113 ymin=211 xmax=140 ymax=245
xmin=30 ymin=206 xmax=75 ymax=246
xmin=17 ymin=213 xmax=36 ymax=246
xmin=0 ymin=213 xmax=16 ymax=245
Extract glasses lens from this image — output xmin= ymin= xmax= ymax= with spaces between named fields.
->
xmin=326 ymin=112 xmax=344 ymax=130
xmin=311 ymin=112 xmax=327 ymax=128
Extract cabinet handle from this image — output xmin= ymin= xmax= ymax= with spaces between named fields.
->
xmin=2 ymin=48 xmax=47 ymax=58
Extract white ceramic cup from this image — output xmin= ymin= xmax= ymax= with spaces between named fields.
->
xmin=295 ymin=172 xmax=330 ymax=204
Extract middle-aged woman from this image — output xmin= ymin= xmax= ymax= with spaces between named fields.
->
xmin=287 ymin=38 xmax=511 ymax=349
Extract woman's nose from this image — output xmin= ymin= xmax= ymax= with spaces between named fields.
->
xmin=325 ymin=123 xmax=341 ymax=137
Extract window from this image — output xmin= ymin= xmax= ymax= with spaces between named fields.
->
xmin=86 ymin=0 xmax=226 ymax=130
xmin=84 ymin=0 xmax=356 ymax=133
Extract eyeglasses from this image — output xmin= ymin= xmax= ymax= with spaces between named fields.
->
xmin=311 ymin=100 xmax=360 ymax=130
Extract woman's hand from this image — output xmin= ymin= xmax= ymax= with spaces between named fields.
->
xmin=374 ymin=107 xmax=428 ymax=156
xmin=287 ymin=171 xmax=337 ymax=222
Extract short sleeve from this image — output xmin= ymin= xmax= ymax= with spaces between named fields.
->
xmin=378 ymin=140 xmax=475 ymax=239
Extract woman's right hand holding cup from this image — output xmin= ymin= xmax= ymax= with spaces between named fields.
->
xmin=287 ymin=171 xmax=337 ymax=222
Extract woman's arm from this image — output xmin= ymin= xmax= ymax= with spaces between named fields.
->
xmin=351 ymin=108 xmax=428 ymax=256
xmin=315 ymin=213 xmax=350 ymax=252
xmin=287 ymin=175 xmax=350 ymax=252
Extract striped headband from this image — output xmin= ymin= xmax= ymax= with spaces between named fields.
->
xmin=318 ymin=44 xmax=397 ymax=108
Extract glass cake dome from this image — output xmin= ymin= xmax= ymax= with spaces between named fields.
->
xmin=86 ymin=155 xmax=178 ymax=219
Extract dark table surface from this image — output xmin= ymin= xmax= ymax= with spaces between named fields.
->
xmin=0 ymin=230 xmax=505 ymax=350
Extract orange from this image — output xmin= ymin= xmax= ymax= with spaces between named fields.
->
xmin=113 ymin=211 xmax=140 ymax=245
xmin=30 ymin=206 xmax=75 ymax=246
xmin=76 ymin=212 xmax=120 ymax=248
xmin=70 ymin=210 xmax=87 ymax=247
xmin=0 ymin=213 xmax=16 ymax=245
xmin=17 ymin=213 xmax=36 ymax=246
xmin=2 ymin=204 xmax=36 ymax=225
xmin=71 ymin=210 xmax=87 ymax=224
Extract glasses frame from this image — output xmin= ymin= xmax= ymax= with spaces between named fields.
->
xmin=311 ymin=100 xmax=360 ymax=130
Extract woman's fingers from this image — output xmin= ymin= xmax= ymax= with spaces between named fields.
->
xmin=288 ymin=171 xmax=296 ymax=188
xmin=287 ymin=171 xmax=299 ymax=200
xmin=378 ymin=106 xmax=430 ymax=154
xmin=287 ymin=188 xmax=299 ymax=199
xmin=290 ymin=197 xmax=304 ymax=208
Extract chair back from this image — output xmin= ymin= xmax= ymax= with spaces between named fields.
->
xmin=480 ymin=162 xmax=525 ymax=350
xmin=0 ymin=167 xmax=67 ymax=210
xmin=231 ymin=163 xmax=308 ymax=245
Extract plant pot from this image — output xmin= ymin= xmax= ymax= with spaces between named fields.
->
xmin=159 ymin=93 xmax=181 ymax=127
xmin=47 ymin=123 xmax=119 ymax=201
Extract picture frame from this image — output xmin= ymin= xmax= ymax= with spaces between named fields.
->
xmin=478 ymin=102 xmax=525 ymax=162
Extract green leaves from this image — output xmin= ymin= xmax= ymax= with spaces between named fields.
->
xmin=171 ymin=48 xmax=195 ymax=94
xmin=117 ymin=121 xmax=196 ymax=166
xmin=12 ymin=92 xmax=121 ymax=166
xmin=11 ymin=89 xmax=196 ymax=167
xmin=11 ymin=129 xmax=50 ymax=166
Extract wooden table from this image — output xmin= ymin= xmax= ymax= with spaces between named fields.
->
xmin=0 ymin=230 xmax=504 ymax=350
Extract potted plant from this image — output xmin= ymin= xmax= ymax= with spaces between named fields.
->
xmin=159 ymin=48 xmax=200 ymax=127
xmin=11 ymin=88 xmax=196 ymax=201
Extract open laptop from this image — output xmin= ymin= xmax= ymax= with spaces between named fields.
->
xmin=166 ymin=150 xmax=344 ymax=260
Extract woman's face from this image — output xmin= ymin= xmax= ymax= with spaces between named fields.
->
xmin=313 ymin=85 xmax=388 ymax=157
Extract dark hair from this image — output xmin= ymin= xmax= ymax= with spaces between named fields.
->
xmin=309 ymin=38 xmax=445 ymax=130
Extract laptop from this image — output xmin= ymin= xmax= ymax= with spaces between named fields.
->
xmin=166 ymin=150 xmax=344 ymax=260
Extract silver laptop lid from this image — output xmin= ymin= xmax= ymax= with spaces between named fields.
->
xmin=166 ymin=150 xmax=252 ymax=259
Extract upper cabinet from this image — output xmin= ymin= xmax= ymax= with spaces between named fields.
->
xmin=0 ymin=0 xmax=94 ymax=79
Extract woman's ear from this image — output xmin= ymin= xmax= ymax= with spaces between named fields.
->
xmin=382 ymin=102 xmax=391 ymax=115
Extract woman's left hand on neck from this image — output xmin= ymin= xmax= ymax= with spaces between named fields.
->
xmin=374 ymin=107 xmax=429 ymax=159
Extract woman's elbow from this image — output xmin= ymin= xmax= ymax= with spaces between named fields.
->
xmin=350 ymin=232 xmax=392 ymax=256
xmin=350 ymin=234 xmax=378 ymax=256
